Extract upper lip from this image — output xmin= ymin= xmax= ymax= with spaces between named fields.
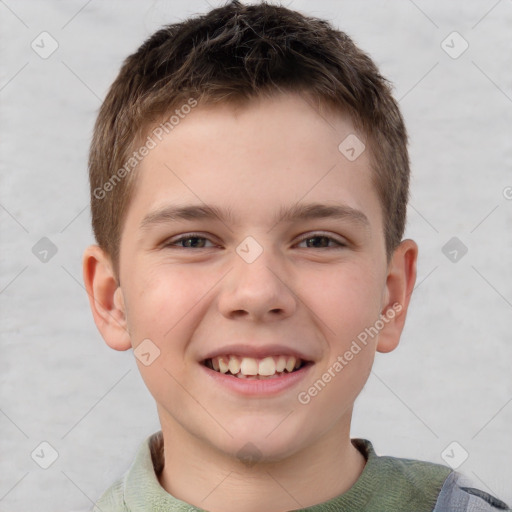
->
xmin=201 ymin=344 xmax=315 ymax=362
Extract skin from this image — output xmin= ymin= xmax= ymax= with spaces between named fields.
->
xmin=83 ymin=92 xmax=417 ymax=512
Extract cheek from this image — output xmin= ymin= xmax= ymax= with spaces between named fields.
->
xmin=124 ymin=263 xmax=202 ymax=341
xmin=319 ymin=263 xmax=383 ymax=400
xmin=295 ymin=265 xmax=381 ymax=422
xmin=304 ymin=261 xmax=383 ymax=342
xmin=123 ymin=266 xmax=204 ymax=407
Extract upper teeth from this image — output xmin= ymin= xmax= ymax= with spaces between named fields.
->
xmin=210 ymin=355 xmax=302 ymax=376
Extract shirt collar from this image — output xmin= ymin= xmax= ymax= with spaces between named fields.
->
xmin=122 ymin=431 xmax=377 ymax=511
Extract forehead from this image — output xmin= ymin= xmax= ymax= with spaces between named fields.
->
xmin=125 ymin=92 xmax=381 ymax=230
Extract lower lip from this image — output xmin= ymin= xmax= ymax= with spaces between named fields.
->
xmin=200 ymin=363 xmax=313 ymax=396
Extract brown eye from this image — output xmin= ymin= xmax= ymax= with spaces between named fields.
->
xmin=296 ymin=234 xmax=346 ymax=249
xmin=180 ymin=237 xmax=208 ymax=248
xmin=164 ymin=234 xmax=215 ymax=249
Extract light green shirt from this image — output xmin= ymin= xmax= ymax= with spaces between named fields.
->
xmin=93 ymin=431 xmax=507 ymax=511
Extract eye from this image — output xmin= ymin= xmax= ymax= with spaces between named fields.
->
xmin=163 ymin=232 xmax=347 ymax=250
xmin=163 ymin=233 xmax=216 ymax=249
xmin=295 ymin=233 xmax=346 ymax=249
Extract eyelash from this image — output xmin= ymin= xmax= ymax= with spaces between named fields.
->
xmin=163 ymin=232 xmax=347 ymax=250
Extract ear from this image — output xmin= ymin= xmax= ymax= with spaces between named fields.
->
xmin=376 ymin=239 xmax=418 ymax=353
xmin=82 ymin=245 xmax=132 ymax=351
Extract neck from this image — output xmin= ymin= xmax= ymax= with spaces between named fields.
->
xmin=156 ymin=411 xmax=366 ymax=512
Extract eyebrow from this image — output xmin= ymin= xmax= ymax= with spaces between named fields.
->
xmin=139 ymin=202 xmax=370 ymax=230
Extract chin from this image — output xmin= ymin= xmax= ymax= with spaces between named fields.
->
xmin=213 ymin=416 xmax=312 ymax=464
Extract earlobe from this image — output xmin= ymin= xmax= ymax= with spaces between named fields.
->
xmin=376 ymin=239 xmax=418 ymax=353
xmin=82 ymin=245 xmax=132 ymax=351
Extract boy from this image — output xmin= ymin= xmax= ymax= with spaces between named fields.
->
xmin=82 ymin=1 xmax=510 ymax=510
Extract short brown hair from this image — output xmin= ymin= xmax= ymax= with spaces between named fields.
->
xmin=89 ymin=0 xmax=409 ymax=279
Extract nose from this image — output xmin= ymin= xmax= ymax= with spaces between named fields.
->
xmin=217 ymin=245 xmax=297 ymax=322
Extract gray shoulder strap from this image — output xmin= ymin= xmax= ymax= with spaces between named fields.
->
xmin=433 ymin=472 xmax=511 ymax=512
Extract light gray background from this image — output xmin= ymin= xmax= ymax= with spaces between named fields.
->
xmin=1 ymin=1 xmax=511 ymax=510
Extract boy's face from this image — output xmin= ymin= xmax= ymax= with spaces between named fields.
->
xmin=86 ymin=92 xmax=416 ymax=462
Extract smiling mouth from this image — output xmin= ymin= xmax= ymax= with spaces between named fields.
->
xmin=203 ymin=355 xmax=311 ymax=380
